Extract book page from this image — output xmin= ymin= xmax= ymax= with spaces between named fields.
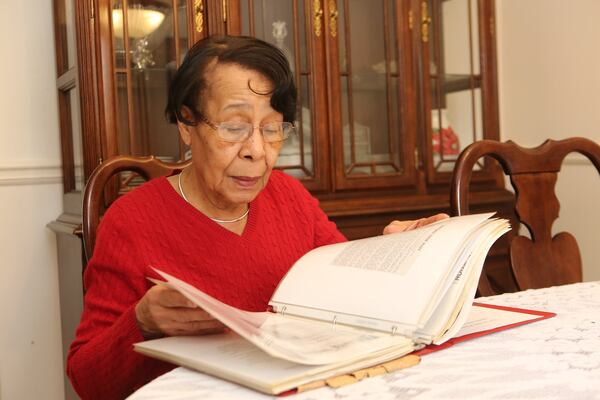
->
xmin=414 ymin=220 xmax=511 ymax=344
xmin=453 ymin=303 xmax=549 ymax=338
xmin=331 ymin=224 xmax=445 ymax=275
xmin=134 ymin=332 xmax=415 ymax=394
xmin=136 ymin=333 xmax=322 ymax=384
xmin=153 ymin=269 xmax=413 ymax=366
xmin=270 ymin=213 xmax=498 ymax=334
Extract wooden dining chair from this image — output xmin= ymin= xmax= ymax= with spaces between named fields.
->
xmin=451 ymin=137 xmax=600 ymax=293
xmin=82 ymin=155 xmax=191 ymax=264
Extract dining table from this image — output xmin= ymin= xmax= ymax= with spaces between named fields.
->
xmin=128 ymin=280 xmax=600 ymax=399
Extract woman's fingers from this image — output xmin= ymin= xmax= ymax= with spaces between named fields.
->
xmin=383 ymin=213 xmax=450 ymax=234
xmin=160 ymin=319 xmax=227 ymax=337
xmin=383 ymin=220 xmax=417 ymax=234
xmin=166 ymin=306 xmax=222 ymax=325
xmin=414 ymin=213 xmax=449 ymax=228
xmin=135 ymin=285 xmax=225 ymax=338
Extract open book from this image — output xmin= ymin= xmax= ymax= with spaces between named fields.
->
xmin=134 ymin=213 xmax=542 ymax=394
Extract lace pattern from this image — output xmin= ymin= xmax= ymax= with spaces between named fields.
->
xmin=128 ymin=281 xmax=600 ymax=400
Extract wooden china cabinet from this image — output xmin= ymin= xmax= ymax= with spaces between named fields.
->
xmin=56 ymin=0 xmax=516 ymax=276
xmin=51 ymin=1 xmax=515 ymax=396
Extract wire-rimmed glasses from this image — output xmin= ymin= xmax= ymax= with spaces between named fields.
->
xmin=198 ymin=115 xmax=295 ymax=143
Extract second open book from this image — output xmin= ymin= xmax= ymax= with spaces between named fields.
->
xmin=135 ymin=213 xmax=549 ymax=394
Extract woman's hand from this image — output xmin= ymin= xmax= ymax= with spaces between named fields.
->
xmin=383 ymin=213 xmax=449 ymax=235
xmin=135 ymin=284 xmax=226 ymax=339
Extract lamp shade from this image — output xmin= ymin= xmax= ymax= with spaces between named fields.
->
xmin=113 ymin=7 xmax=165 ymax=39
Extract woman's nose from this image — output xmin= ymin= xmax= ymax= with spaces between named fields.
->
xmin=240 ymin=127 xmax=266 ymax=160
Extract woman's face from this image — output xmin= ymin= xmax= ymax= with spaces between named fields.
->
xmin=178 ymin=63 xmax=284 ymax=211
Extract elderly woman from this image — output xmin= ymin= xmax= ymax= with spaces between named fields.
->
xmin=67 ymin=35 xmax=446 ymax=399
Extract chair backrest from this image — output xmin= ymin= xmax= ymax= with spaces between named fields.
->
xmin=82 ymin=155 xmax=191 ymax=263
xmin=451 ymin=137 xmax=600 ymax=293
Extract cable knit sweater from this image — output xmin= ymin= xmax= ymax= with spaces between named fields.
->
xmin=67 ymin=170 xmax=346 ymax=399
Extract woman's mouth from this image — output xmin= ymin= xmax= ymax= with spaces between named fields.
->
xmin=231 ymin=176 xmax=260 ymax=188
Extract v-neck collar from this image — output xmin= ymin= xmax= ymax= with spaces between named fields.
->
xmin=159 ymin=177 xmax=260 ymax=240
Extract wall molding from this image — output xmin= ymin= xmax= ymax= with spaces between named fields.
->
xmin=0 ymin=163 xmax=63 ymax=186
xmin=0 ymin=154 xmax=591 ymax=187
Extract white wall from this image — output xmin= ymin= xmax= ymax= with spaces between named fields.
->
xmin=497 ymin=0 xmax=600 ymax=281
xmin=0 ymin=1 xmax=65 ymax=399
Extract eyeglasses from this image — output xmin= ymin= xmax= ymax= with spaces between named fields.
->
xmin=198 ymin=115 xmax=295 ymax=143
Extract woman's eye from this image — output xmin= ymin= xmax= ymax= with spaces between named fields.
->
xmin=223 ymin=123 xmax=248 ymax=134
xmin=263 ymin=128 xmax=278 ymax=136
xmin=227 ymin=127 xmax=245 ymax=133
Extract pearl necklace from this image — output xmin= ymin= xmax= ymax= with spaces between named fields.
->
xmin=177 ymin=172 xmax=249 ymax=224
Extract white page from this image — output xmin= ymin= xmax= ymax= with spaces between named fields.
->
xmin=415 ymin=220 xmax=511 ymax=343
xmin=453 ymin=304 xmax=545 ymax=338
xmin=429 ymin=222 xmax=511 ymax=344
xmin=136 ymin=333 xmax=321 ymax=385
xmin=135 ymin=332 xmax=415 ymax=394
xmin=270 ymin=213 xmax=496 ymax=333
xmin=154 ymin=270 xmax=413 ymax=366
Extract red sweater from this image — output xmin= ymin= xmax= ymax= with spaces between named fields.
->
xmin=67 ymin=171 xmax=346 ymax=399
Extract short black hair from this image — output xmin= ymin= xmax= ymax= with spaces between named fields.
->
xmin=165 ymin=35 xmax=297 ymax=125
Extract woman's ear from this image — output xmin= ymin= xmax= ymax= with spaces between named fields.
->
xmin=177 ymin=121 xmax=193 ymax=146
xmin=177 ymin=106 xmax=195 ymax=146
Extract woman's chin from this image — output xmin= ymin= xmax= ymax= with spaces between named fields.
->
xmin=223 ymin=189 xmax=261 ymax=207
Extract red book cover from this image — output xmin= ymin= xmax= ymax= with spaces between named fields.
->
xmin=415 ymin=303 xmax=556 ymax=356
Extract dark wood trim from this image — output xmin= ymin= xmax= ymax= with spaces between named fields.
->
xmin=397 ymin=0 xmax=419 ymax=183
xmin=302 ymin=0 xmax=330 ymax=192
xmin=95 ymin=0 xmax=119 ymax=161
xmin=320 ymin=187 xmax=513 ymax=217
xmin=53 ymin=0 xmax=68 ymax=76
xmin=76 ymin=0 xmax=102 ymax=182
xmin=207 ymin=0 xmax=226 ymax=34
xmin=58 ymin=88 xmax=76 ymax=192
xmin=323 ymin=0 xmax=341 ymax=192
xmin=53 ymin=0 xmax=75 ymax=192
xmin=226 ymin=0 xmax=241 ymax=34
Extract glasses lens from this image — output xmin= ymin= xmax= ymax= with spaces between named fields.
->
xmin=262 ymin=122 xmax=295 ymax=142
xmin=215 ymin=121 xmax=296 ymax=143
xmin=217 ymin=122 xmax=252 ymax=142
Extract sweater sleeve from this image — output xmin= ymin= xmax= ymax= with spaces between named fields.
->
xmin=67 ymin=203 xmax=172 ymax=400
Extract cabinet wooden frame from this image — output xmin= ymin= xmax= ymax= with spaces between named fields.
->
xmin=64 ymin=0 xmax=504 ymax=194
xmin=54 ymin=0 xmax=517 ymax=292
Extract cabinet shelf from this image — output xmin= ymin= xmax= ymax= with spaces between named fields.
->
xmin=432 ymin=73 xmax=482 ymax=94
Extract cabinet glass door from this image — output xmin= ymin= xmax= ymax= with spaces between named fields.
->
xmin=328 ymin=0 xmax=417 ymax=190
xmin=237 ymin=0 xmax=330 ymax=191
xmin=422 ymin=0 xmax=498 ymax=182
xmin=111 ymin=0 xmax=190 ymax=163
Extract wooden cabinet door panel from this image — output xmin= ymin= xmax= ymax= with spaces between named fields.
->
xmin=418 ymin=0 xmax=500 ymax=186
xmin=325 ymin=0 xmax=418 ymax=191
xmin=229 ymin=0 xmax=331 ymax=191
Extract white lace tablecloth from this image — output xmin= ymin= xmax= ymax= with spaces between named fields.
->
xmin=129 ymin=281 xmax=600 ymax=400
